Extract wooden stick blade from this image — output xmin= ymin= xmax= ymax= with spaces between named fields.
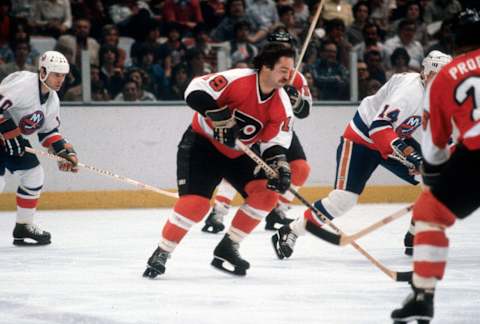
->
xmin=305 ymin=221 xmax=342 ymax=245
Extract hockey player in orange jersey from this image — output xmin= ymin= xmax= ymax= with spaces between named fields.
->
xmin=143 ymin=43 xmax=299 ymax=278
xmin=391 ymin=9 xmax=480 ymax=324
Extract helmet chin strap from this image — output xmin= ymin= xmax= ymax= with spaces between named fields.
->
xmin=39 ymin=70 xmax=54 ymax=93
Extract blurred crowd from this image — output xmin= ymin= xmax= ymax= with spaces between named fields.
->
xmin=0 ymin=0 xmax=477 ymax=102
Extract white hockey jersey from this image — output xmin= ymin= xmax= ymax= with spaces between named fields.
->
xmin=343 ymin=72 xmax=424 ymax=157
xmin=0 ymin=71 xmax=63 ymax=146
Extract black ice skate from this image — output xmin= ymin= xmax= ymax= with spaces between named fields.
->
xmin=12 ymin=223 xmax=51 ymax=246
xmin=271 ymin=225 xmax=297 ymax=259
xmin=201 ymin=209 xmax=225 ymax=234
xmin=404 ymin=232 xmax=414 ymax=256
xmin=211 ymin=234 xmax=250 ymax=276
xmin=391 ymin=287 xmax=434 ymax=324
xmin=264 ymin=206 xmax=293 ymax=231
xmin=143 ymin=247 xmax=170 ymax=279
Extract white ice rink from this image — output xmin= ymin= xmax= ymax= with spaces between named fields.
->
xmin=0 ymin=204 xmax=479 ymax=324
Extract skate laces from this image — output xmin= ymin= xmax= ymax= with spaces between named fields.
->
xmin=26 ymin=224 xmax=44 ymax=235
xmin=284 ymin=230 xmax=297 ymax=248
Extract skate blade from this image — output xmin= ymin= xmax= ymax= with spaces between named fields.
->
xmin=271 ymin=234 xmax=285 ymax=260
xmin=392 ymin=315 xmax=432 ymax=323
xmin=211 ymin=257 xmax=247 ymax=276
xmin=13 ymin=238 xmax=51 ymax=246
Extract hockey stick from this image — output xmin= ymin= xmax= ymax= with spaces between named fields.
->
xmin=291 ymin=0 xmax=325 ymax=82
xmin=25 ymin=147 xmax=179 ymax=199
xmin=236 ymin=140 xmax=412 ymax=282
xmin=306 ymin=204 xmax=413 ymax=246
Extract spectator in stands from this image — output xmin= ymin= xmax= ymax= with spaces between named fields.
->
xmin=0 ymin=40 xmax=36 ymax=81
xmin=70 ymin=0 xmax=112 ymax=40
xmin=158 ymin=22 xmax=188 ymax=67
xmin=389 ymin=1 xmax=428 ymax=46
xmin=109 ymin=0 xmax=153 ymax=40
xmin=54 ymin=44 xmax=82 ymax=101
xmin=32 ymin=0 xmax=72 ymax=38
xmin=347 ymin=1 xmax=369 ymax=46
xmin=245 ymin=0 xmax=278 ymax=44
xmin=55 ymin=17 xmax=100 ymax=67
xmin=185 ymin=48 xmax=212 ymax=77
xmin=303 ymin=69 xmax=320 ymax=101
xmin=90 ymin=65 xmax=110 ymax=101
xmin=98 ymin=44 xmax=125 ymax=98
xmin=188 ymin=23 xmax=217 ymax=70
xmin=357 ymin=60 xmax=371 ymax=100
xmin=353 ymin=22 xmax=389 ymax=68
xmin=8 ymin=19 xmax=39 ymax=66
xmin=292 ymin=0 xmax=309 ymax=31
xmin=322 ymin=0 xmax=353 ymax=27
xmin=114 ymin=80 xmax=141 ymax=101
xmin=130 ymin=21 xmax=161 ymax=67
xmin=364 ymin=48 xmax=386 ymax=84
xmin=423 ymin=0 xmax=462 ymax=24
xmin=230 ymin=20 xmax=258 ymax=66
xmin=126 ymin=68 xmax=156 ymax=101
xmin=366 ymin=78 xmax=382 ymax=96
xmin=101 ymin=24 xmax=126 ymax=68
xmin=11 ymin=0 xmax=34 ymax=21
xmin=0 ymin=0 xmax=14 ymax=64
xmin=200 ymin=0 xmax=226 ymax=31
xmin=323 ymin=18 xmax=353 ymax=69
xmin=311 ymin=40 xmax=349 ymax=101
xmin=390 ymin=0 xmax=408 ymax=22
xmin=384 ymin=19 xmax=424 ymax=70
xmin=426 ymin=20 xmax=454 ymax=55
xmin=162 ymin=63 xmax=191 ymax=100
xmin=368 ymin=0 xmax=391 ymax=35
xmin=163 ymin=0 xmax=204 ymax=32
xmin=386 ymin=47 xmax=413 ymax=80
xmin=133 ymin=44 xmax=169 ymax=99
xmin=210 ymin=0 xmax=262 ymax=43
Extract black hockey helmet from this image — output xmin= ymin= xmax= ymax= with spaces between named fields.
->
xmin=451 ymin=8 xmax=480 ymax=48
xmin=267 ymin=31 xmax=294 ymax=45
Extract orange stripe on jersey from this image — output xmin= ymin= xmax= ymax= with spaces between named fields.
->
xmin=16 ymin=196 xmax=38 ymax=209
xmin=415 ymin=231 xmax=449 ymax=247
xmin=42 ymin=134 xmax=63 ymax=148
xmin=336 ymin=139 xmax=352 ymax=190
xmin=162 ymin=221 xmax=189 ymax=244
xmin=414 ymin=261 xmax=447 ymax=279
xmin=231 ymin=208 xmax=262 ymax=234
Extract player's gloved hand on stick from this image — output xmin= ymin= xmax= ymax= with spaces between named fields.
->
xmin=51 ymin=141 xmax=79 ymax=173
xmin=390 ymin=138 xmax=423 ymax=173
xmin=421 ymin=160 xmax=446 ymax=187
xmin=0 ymin=118 xmax=28 ymax=156
xmin=283 ymin=85 xmax=302 ymax=113
xmin=206 ymin=106 xmax=239 ymax=148
xmin=265 ymin=154 xmax=291 ymax=194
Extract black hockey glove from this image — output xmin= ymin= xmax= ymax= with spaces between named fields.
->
xmin=265 ymin=154 xmax=291 ymax=194
xmin=390 ymin=139 xmax=423 ymax=173
xmin=284 ymin=85 xmax=303 ymax=113
xmin=205 ymin=106 xmax=239 ymax=148
xmin=421 ymin=160 xmax=446 ymax=188
xmin=0 ymin=119 xmax=28 ymax=156
xmin=51 ymin=140 xmax=79 ymax=173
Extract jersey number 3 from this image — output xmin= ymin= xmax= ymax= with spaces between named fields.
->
xmin=455 ymin=76 xmax=480 ymax=121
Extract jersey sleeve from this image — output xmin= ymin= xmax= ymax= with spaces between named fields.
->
xmin=292 ymin=72 xmax=313 ymax=119
xmin=421 ymin=74 xmax=451 ymax=165
xmin=0 ymin=72 xmax=29 ymax=121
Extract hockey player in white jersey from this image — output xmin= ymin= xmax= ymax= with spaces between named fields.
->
xmin=0 ymin=51 xmax=79 ymax=246
xmin=272 ymin=50 xmax=452 ymax=260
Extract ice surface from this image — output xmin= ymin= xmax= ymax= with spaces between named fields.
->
xmin=0 ymin=204 xmax=478 ymax=324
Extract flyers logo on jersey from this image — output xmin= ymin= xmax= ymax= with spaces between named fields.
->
xmin=234 ymin=110 xmax=263 ymax=140
xmin=396 ymin=115 xmax=421 ymax=137
xmin=19 ymin=111 xmax=45 ymax=135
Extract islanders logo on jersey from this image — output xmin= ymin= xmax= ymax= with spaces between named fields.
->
xmin=19 ymin=111 xmax=45 ymax=135
xmin=396 ymin=115 xmax=421 ymax=137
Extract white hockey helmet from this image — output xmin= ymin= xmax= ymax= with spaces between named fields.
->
xmin=38 ymin=51 xmax=70 ymax=81
xmin=421 ymin=50 xmax=452 ymax=75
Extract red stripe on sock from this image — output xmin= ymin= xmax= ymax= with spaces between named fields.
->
xmin=16 ymin=197 xmax=38 ymax=209
xmin=216 ymin=195 xmax=232 ymax=205
xmin=162 ymin=221 xmax=188 ymax=243
xmin=415 ymin=231 xmax=449 ymax=247
xmin=231 ymin=209 xmax=261 ymax=234
xmin=414 ymin=261 xmax=447 ymax=279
